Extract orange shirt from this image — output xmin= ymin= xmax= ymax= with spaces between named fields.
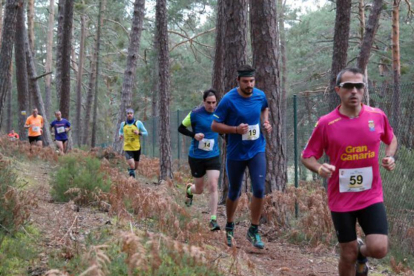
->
xmin=8 ymin=133 xmax=19 ymax=139
xmin=25 ymin=115 xmax=44 ymax=137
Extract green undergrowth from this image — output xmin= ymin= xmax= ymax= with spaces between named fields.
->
xmin=50 ymin=153 xmax=111 ymax=204
xmin=0 ymin=226 xmax=41 ymax=276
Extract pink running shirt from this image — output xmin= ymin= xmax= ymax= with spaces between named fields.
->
xmin=302 ymin=104 xmax=394 ymax=212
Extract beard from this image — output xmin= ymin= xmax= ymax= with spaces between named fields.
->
xmin=240 ymin=87 xmax=253 ymax=95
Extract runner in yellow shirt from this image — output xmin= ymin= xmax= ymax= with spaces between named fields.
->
xmin=119 ymin=108 xmax=148 ymax=178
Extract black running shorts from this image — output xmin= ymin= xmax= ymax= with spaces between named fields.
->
xmin=331 ymin=202 xmax=388 ymax=243
xmin=125 ymin=149 xmax=141 ymax=162
xmin=188 ymin=155 xmax=221 ymax=178
xmin=29 ymin=135 xmax=42 ymax=143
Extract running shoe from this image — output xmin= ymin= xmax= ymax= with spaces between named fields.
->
xmin=225 ymin=223 xmax=234 ymax=247
xmin=246 ymin=227 xmax=264 ymax=249
xmin=356 ymin=238 xmax=368 ymax=276
xmin=185 ymin=183 xmax=193 ymax=207
xmin=209 ymin=220 xmax=221 ymax=231
xmin=128 ymin=169 xmax=135 ymax=178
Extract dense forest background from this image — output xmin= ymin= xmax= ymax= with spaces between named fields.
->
xmin=1 ymin=0 xmax=413 ymax=147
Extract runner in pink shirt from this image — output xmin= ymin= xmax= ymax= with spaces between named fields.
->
xmin=302 ymin=68 xmax=397 ymax=276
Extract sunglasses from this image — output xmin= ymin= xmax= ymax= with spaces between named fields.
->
xmin=338 ymin=82 xmax=365 ymax=90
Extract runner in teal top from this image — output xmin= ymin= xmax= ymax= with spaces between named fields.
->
xmin=178 ymin=89 xmax=221 ymax=231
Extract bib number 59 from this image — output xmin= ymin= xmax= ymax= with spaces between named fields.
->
xmin=350 ymin=175 xmax=363 ymax=185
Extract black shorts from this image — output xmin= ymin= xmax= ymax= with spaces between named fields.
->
xmin=188 ymin=155 xmax=221 ymax=178
xmin=55 ymin=139 xmax=68 ymax=143
xmin=29 ymin=136 xmax=42 ymax=143
xmin=125 ymin=149 xmax=141 ymax=162
xmin=331 ymin=202 xmax=388 ymax=243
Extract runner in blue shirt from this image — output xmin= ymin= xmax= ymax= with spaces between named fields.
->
xmin=50 ymin=111 xmax=71 ymax=154
xmin=212 ymin=65 xmax=272 ymax=249
xmin=178 ymin=89 xmax=221 ymax=231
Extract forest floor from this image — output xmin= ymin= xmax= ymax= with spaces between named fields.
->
xmin=1 ymin=145 xmax=411 ymax=276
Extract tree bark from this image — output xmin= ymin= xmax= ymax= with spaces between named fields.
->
xmin=6 ymin=64 xmax=13 ymax=133
xmin=356 ymin=0 xmax=384 ymax=73
xmin=58 ymin=0 xmax=74 ymax=119
xmin=0 ymin=0 xmax=21 ymax=130
xmin=391 ymin=0 xmax=401 ymax=136
xmin=75 ymin=14 xmax=86 ymax=146
xmin=250 ymin=0 xmax=286 ymax=192
xmin=0 ymin=0 xmax=3 ymax=45
xmin=24 ymin=14 xmax=53 ymax=146
xmin=82 ymin=1 xmax=105 ymax=146
xmin=15 ymin=0 xmax=29 ymax=140
xmin=44 ymin=0 xmax=55 ymax=120
xmin=211 ymin=0 xmax=225 ymax=99
xmin=156 ymin=0 xmax=173 ymax=181
xmin=55 ymin=0 xmax=65 ymax=104
xmin=278 ymin=0 xmax=288 ymax=164
xmin=91 ymin=0 xmax=106 ymax=148
xmin=27 ymin=0 xmax=35 ymax=53
xmin=219 ymin=0 xmax=248 ymax=202
xmin=223 ymin=0 xmax=248 ymax=91
xmin=328 ymin=0 xmax=352 ymax=110
xmin=112 ymin=0 xmax=146 ymax=152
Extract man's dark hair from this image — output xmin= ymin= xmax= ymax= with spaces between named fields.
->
xmin=237 ymin=64 xmax=256 ymax=79
xmin=336 ymin=68 xmax=366 ymax=86
xmin=203 ymin=88 xmax=217 ymax=101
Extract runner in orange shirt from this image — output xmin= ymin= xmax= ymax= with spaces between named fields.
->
xmin=7 ymin=130 xmax=19 ymax=140
xmin=24 ymin=108 xmax=44 ymax=147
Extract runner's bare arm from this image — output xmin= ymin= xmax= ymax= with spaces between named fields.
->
xmin=260 ymin=108 xmax=272 ymax=133
xmin=382 ymin=135 xmax=398 ymax=171
xmin=211 ymin=121 xmax=248 ymax=134
xmin=301 ymin=155 xmax=336 ymax=178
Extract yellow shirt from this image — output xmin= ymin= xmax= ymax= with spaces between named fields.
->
xmin=25 ymin=115 xmax=43 ymax=137
xmin=123 ymin=123 xmax=141 ymax=151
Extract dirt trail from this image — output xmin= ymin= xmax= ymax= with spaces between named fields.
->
xmin=14 ymin=156 xmax=395 ymax=276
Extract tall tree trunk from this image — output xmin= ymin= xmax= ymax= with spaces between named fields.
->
xmin=58 ymin=0 xmax=74 ymax=119
xmin=6 ymin=64 xmax=13 ymax=133
xmin=391 ymin=0 xmax=401 ymax=136
xmin=15 ymin=0 xmax=29 ymax=140
xmin=24 ymin=16 xmax=53 ymax=146
xmin=112 ymin=0 xmax=146 ymax=152
xmin=55 ymin=0 xmax=65 ymax=104
xmin=0 ymin=0 xmax=3 ymax=45
xmin=156 ymin=0 xmax=172 ymax=181
xmin=278 ymin=0 xmax=288 ymax=165
xmin=250 ymin=0 xmax=286 ymax=192
xmin=27 ymin=0 xmax=35 ymax=53
xmin=211 ymin=0 xmax=225 ymax=99
xmin=75 ymin=14 xmax=86 ymax=146
xmin=356 ymin=0 xmax=384 ymax=72
xmin=0 ymin=0 xmax=21 ymax=130
xmin=91 ymin=0 xmax=106 ymax=148
xmin=328 ymin=0 xmax=352 ymax=110
xmin=44 ymin=0 xmax=54 ymax=120
xmin=82 ymin=1 xmax=104 ymax=146
xmin=219 ymin=0 xmax=248 ymax=202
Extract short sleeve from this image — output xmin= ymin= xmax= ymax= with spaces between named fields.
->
xmin=182 ymin=112 xmax=192 ymax=127
xmin=380 ymin=114 xmax=394 ymax=145
xmin=25 ymin=117 xmax=30 ymax=125
xmin=302 ymin=120 xmax=325 ymax=160
xmin=66 ymin=120 xmax=71 ymax=127
xmin=50 ymin=121 xmax=54 ymax=127
xmin=213 ymin=97 xmax=229 ymax=123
